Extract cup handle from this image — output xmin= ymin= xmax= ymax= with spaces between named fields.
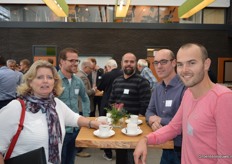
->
xmin=109 ymin=126 xmax=113 ymax=130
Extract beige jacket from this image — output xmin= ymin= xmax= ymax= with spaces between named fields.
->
xmin=76 ymin=70 xmax=95 ymax=113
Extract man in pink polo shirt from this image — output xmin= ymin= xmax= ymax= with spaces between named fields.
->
xmin=134 ymin=43 xmax=232 ymax=164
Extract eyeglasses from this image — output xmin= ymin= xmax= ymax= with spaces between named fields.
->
xmin=66 ymin=59 xmax=80 ymax=64
xmin=86 ymin=66 xmax=94 ymax=70
xmin=152 ymin=59 xmax=174 ymax=66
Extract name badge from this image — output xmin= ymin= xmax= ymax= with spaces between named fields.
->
xmin=98 ymin=76 xmax=102 ymax=79
xmin=165 ymin=100 xmax=172 ymax=107
xmin=123 ymin=89 xmax=129 ymax=94
xmin=187 ymin=122 xmax=193 ymax=136
xmin=75 ymin=89 xmax=80 ymax=95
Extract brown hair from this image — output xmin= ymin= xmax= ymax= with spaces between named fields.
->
xmin=59 ymin=48 xmax=79 ymax=62
xmin=180 ymin=43 xmax=208 ymax=61
xmin=20 ymin=59 xmax=31 ymax=67
xmin=87 ymin=57 xmax=97 ymax=64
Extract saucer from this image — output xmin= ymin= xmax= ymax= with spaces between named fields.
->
xmin=125 ymin=119 xmax=143 ymax=125
xmin=121 ymin=128 xmax=143 ymax=136
xmin=93 ymin=129 xmax=115 ymax=138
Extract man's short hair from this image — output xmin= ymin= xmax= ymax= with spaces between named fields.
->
xmin=87 ymin=57 xmax=97 ymax=64
xmin=138 ymin=59 xmax=148 ymax=67
xmin=20 ymin=59 xmax=31 ymax=67
xmin=106 ymin=59 xmax=118 ymax=68
xmin=59 ymin=48 xmax=78 ymax=62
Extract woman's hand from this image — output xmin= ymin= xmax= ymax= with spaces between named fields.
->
xmin=89 ymin=120 xmax=101 ymax=129
xmin=133 ymin=137 xmax=148 ymax=164
xmin=77 ymin=117 xmax=100 ymax=129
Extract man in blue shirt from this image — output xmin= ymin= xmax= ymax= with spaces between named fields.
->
xmin=58 ymin=48 xmax=90 ymax=164
xmin=0 ymin=56 xmax=20 ymax=109
xmin=137 ymin=59 xmax=158 ymax=90
xmin=7 ymin=59 xmax=23 ymax=85
xmin=146 ymin=49 xmax=186 ymax=164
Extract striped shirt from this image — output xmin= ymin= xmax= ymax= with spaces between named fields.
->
xmin=109 ymin=73 xmax=151 ymax=115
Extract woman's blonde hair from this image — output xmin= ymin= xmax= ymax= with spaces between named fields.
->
xmin=17 ymin=60 xmax=63 ymax=96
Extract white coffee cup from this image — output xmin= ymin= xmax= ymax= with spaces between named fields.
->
xmin=127 ymin=123 xmax=139 ymax=134
xmin=99 ymin=124 xmax=113 ymax=136
xmin=96 ymin=116 xmax=108 ymax=123
xmin=106 ymin=113 xmax=112 ymax=124
xmin=130 ymin=115 xmax=138 ymax=124
xmin=106 ymin=112 xmax=111 ymax=118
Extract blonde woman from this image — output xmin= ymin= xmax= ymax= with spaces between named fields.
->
xmin=0 ymin=60 xmax=100 ymax=164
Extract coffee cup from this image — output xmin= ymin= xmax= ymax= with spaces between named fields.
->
xmin=130 ymin=115 xmax=138 ymax=124
xmin=96 ymin=116 xmax=108 ymax=123
xmin=127 ymin=123 xmax=139 ymax=134
xmin=106 ymin=112 xmax=111 ymax=118
xmin=99 ymin=124 xmax=113 ymax=136
xmin=106 ymin=113 xmax=112 ymax=124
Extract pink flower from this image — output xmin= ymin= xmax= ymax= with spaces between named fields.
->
xmin=117 ymin=103 xmax=124 ymax=111
xmin=113 ymin=103 xmax=124 ymax=111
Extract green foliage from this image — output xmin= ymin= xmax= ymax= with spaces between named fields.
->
xmin=105 ymin=103 xmax=129 ymax=125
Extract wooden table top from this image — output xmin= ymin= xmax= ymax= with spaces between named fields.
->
xmin=76 ymin=117 xmax=174 ymax=149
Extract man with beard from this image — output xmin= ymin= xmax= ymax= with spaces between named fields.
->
xmin=134 ymin=43 xmax=232 ymax=164
xmin=58 ymin=48 xmax=90 ymax=164
xmin=109 ymin=52 xmax=151 ymax=164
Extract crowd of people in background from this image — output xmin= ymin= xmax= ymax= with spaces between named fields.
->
xmin=1 ymin=43 xmax=232 ymax=164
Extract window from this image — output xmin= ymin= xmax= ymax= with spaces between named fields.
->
xmin=224 ymin=61 xmax=232 ymax=83
xmin=0 ymin=4 xmax=227 ymax=24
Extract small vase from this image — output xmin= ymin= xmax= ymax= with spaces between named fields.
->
xmin=112 ymin=118 xmax=123 ymax=128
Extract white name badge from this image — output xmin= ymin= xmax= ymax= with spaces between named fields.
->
xmin=187 ymin=122 xmax=193 ymax=136
xmin=165 ymin=100 xmax=172 ymax=107
xmin=123 ymin=89 xmax=129 ymax=94
xmin=75 ymin=89 xmax=80 ymax=95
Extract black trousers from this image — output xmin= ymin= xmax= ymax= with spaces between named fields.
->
xmin=90 ymin=96 xmax=102 ymax=116
xmin=116 ymin=149 xmax=135 ymax=164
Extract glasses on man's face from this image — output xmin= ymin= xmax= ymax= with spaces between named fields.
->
xmin=152 ymin=59 xmax=174 ymax=66
xmin=85 ymin=66 xmax=93 ymax=70
xmin=66 ymin=59 xmax=80 ymax=64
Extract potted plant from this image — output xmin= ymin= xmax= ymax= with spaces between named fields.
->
xmin=105 ymin=103 xmax=128 ymax=128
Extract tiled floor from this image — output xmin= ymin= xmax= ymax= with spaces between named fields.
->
xmin=75 ymin=147 xmax=162 ymax=164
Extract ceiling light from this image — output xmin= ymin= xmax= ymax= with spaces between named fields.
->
xmin=43 ymin=0 xmax=69 ymax=17
xmin=115 ymin=0 xmax=131 ymax=18
xmin=178 ymin=0 xmax=215 ymax=18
